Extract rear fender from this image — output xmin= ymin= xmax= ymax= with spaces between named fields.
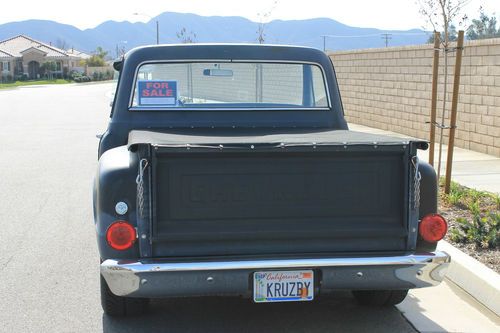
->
xmin=94 ymin=146 xmax=140 ymax=259
xmin=417 ymin=162 xmax=439 ymax=251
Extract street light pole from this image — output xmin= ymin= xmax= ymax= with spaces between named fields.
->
xmin=156 ymin=20 xmax=159 ymax=45
xmin=133 ymin=12 xmax=159 ymax=44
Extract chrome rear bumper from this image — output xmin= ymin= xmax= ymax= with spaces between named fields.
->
xmin=101 ymin=252 xmax=450 ymax=297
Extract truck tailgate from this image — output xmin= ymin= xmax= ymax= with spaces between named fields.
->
xmin=128 ymin=130 xmax=422 ymax=257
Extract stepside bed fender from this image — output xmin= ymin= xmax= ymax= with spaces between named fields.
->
xmin=94 ymin=145 xmax=140 ymax=259
xmin=417 ymin=161 xmax=439 ymax=251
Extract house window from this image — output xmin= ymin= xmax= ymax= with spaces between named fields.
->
xmin=56 ymin=62 xmax=62 ymax=71
xmin=16 ymin=61 xmax=23 ymax=74
xmin=1 ymin=61 xmax=10 ymax=72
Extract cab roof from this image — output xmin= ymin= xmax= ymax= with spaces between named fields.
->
xmin=119 ymin=44 xmax=331 ymax=70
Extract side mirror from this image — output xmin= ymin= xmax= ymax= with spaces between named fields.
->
xmin=113 ymin=60 xmax=122 ymax=71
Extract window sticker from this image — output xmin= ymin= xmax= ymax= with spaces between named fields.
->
xmin=138 ymin=80 xmax=177 ymax=106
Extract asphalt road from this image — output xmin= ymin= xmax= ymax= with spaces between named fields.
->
xmin=0 ymin=82 xmax=417 ymax=333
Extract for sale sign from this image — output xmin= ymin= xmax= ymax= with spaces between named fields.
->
xmin=138 ymin=80 xmax=177 ymax=106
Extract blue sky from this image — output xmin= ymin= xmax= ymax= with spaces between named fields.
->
xmin=1 ymin=0 xmax=497 ymax=30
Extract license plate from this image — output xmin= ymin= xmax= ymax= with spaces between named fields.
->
xmin=253 ymin=270 xmax=314 ymax=303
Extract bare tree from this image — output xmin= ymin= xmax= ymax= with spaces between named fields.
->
xmin=257 ymin=0 xmax=279 ymax=44
xmin=55 ymin=38 xmax=67 ymax=50
xmin=176 ymin=27 xmax=197 ymax=102
xmin=417 ymin=0 xmax=468 ymax=180
xmin=176 ymin=28 xmax=197 ymax=44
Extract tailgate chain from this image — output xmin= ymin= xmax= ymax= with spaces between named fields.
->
xmin=136 ymin=158 xmax=149 ymax=218
xmin=411 ymin=156 xmax=421 ymax=210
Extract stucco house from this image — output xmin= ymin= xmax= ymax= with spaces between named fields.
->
xmin=0 ymin=35 xmax=90 ymax=80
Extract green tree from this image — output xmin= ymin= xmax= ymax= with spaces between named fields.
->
xmin=466 ymin=8 xmax=500 ymax=40
xmin=95 ymin=46 xmax=108 ymax=59
xmin=85 ymin=55 xmax=106 ymax=66
xmin=427 ymin=24 xmax=458 ymax=43
xmin=85 ymin=47 xmax=108 ymax=66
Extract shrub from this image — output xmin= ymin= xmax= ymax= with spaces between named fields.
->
xmin=446 ymin=191 xmax=463 ymax=206
xmin=441 ymin=179 xmax=499 ymax=249
xmin=70 ymin=71 xmax=83 ymax=81
xmin=449 ymin=212 xmax=499 ymax=249
xmin=105 ymin=70 xmax=113 ymax=80
xmin=14 ymin=74 xmax=28 ymax=81
xmin=467 ymin=200 xmax=481 ymax=216
xmin=74 ymin=75 xmax=91 ymax=83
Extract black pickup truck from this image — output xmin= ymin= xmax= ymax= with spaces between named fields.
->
xmin=94 ymin=44 xmax=450 ymax=317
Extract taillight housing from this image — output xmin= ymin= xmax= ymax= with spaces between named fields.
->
xmin=106 ymin=221 xmax=136 ymax=250
xmin=419 ymin=214 xmax=448 ymax=243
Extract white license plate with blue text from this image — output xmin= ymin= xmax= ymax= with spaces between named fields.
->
xmin=253 ymin=270 xmax=314 ymax=303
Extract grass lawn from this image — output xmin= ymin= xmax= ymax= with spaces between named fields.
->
xmin=0 ymin=79 xmax=73 ymax=89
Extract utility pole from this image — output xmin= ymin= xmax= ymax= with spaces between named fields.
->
xmin=381 ymin=33 xmax=392 ymax=47
xmin=320 ymin=35 xmax=327 ymax=51
xmin=133 ymin=12 xmax=159 ymax=44
xmin=115 ymin=41 xmax=128 ymax=58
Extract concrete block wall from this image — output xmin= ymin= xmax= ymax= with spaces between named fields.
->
xmin=329 ymin=38 xmax=500 ymax=157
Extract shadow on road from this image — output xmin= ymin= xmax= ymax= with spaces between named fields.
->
xmin=102 ymin=292 xmax=417 ymax=333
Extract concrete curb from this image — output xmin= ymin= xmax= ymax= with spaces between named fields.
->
xmin=437 ymin=240 xmax=500 ymax=316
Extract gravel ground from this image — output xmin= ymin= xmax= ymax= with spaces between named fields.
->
xmin=438 ymin=196 xmax=500 ymax=274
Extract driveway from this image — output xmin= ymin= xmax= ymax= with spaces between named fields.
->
xmin=0 ymin=83 xmax=496 ymax=332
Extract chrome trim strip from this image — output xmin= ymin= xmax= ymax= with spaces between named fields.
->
xmin=102 ymin=252 xmax=450 ymax=273
xmin=128 ymin=107 xmax=331 ymax=112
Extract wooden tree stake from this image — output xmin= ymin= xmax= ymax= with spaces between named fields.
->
xmin=445 ymin=30 xmax=464 ymax=194
xmin=429 ymin=31 xmax=441 ymax=166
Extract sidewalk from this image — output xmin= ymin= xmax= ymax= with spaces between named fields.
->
xmin=350 ymin=123 xmax=500 ymax=194
xmin=398 ymin=279 xmax=500 ymax=333
xmin=351 ymin=123 xmax=500 ymax=332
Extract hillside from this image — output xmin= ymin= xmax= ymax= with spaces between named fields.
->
xmin=0 ymin=12 xmax=429 ymax=55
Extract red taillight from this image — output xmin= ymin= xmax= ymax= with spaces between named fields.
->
xmin=106 ymin=221 xmax=136 ymax=250
xmin=419 ymin=214 xmax=448 ymax=242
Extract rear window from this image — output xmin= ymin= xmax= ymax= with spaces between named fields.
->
xmin=130 ymin=62 xmax=329 ymax=110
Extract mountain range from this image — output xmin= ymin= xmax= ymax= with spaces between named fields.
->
xmin=0 ymin=12 xmax=429 ymax=56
